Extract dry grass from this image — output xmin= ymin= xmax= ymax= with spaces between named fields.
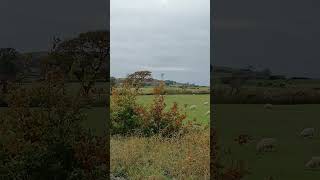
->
xmin=111 ymin=129 xmax=210 ymax=179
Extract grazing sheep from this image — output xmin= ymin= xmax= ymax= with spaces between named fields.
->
xmin=256 ymin=138 xmax=276 ymax=153
xmin=300 ymin=128 xmax=315 ymax=138
xmin=305 ymin=157 xmax=320 ymax=169
xmin=189 ymin=105 xmax=197 ymax=110
xmin=264 ymin=104 xmax=273 ymax=109
xmin=203 ymin=102 xmax=209 ymax=105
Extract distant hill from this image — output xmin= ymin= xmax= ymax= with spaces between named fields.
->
xmin=214 ymin=65 xmax=289 ymax=80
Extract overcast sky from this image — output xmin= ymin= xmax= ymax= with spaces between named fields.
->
xmin=0 ymin=0 xmax=109 ymax=52
xmin=214 ymin=0 xmax=320 ymax=78
xmin=111 ymin=0 xmax=210 ymax=86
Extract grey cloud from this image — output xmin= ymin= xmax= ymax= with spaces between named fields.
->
xmin=111 ymin=0 xmax=210 ymax=85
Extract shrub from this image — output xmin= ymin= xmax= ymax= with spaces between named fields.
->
xmin=110 ymin=83 xmax=141 ymax=135
xmin=111 ymin=81 xmax=188 ymax=137
xmin=0 ymin=70 xmax=107 ymax=180
xmin=134 ymin=94 xmax=187 ymax=137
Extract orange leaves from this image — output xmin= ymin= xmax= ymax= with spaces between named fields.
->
xmin=133 ymin=84 xmax=187 ymax=137
xmin=111 ymin=78 xmax=187 ymax=137
xmin=153 ymin=81 xmax=165 ymax=95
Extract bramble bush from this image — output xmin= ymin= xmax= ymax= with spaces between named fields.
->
xmin=134 ymin=82 xmax=187 ymax=137
xmin=110 ymin=80 xmax=187 ymax=137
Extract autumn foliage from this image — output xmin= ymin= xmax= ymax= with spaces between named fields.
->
xmin=0 ymin=69 xmax=108 ymax=180
xmin=111 ymin=78 xmax=187 ymax=137
xmin=134 ymin=82 xmax=187 ymax=137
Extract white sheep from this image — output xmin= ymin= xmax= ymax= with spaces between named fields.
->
xmin=305 ymin=157 xmax=320 ymax=168
xmin=264 ymin=104 xmax=273 ymax=109
xmin=189 ymin=105 xmax=197 ymax=110
xmin=205 ymin=111 xmax=210 ymax=116
xmin=203 ymin=102 xmax=209 ymax=105
xmin=300 ymin=128 xmax=315 ymax=138
xmin=256 ymin=138 xmax=277 ymax=153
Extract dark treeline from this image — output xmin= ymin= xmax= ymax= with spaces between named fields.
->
xmin=213 ymin=65 xmax=320 ymax=104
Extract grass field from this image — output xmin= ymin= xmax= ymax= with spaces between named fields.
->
xmin=215 ymin=104 xmax=320 ymax=179
xmin=137 ymin=94 xmax=210 ymax=125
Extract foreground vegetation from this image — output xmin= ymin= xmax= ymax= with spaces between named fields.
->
xmin=0 ymin=31 xmax=109 ymax=179
xmin=111 ymin=129 xmax=210 ymax=179
xmin=110 ymin=75 xmax=210 ymax=179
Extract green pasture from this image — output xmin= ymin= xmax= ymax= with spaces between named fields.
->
xmin=137 ymin=94 xmax=210 ymax=125
xmin=215 ymin=104 xmax=320 ymax=180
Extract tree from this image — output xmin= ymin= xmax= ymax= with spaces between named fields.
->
xmin=126 ymin=71 xmax=152 ymax=91
xmin=50 ymin=30 xmax=110 ymax=96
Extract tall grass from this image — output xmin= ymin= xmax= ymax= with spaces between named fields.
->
xmin=111 ymin=129 xmax=210 ymax=179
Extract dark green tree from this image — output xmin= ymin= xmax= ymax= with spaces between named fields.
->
xmin=50 ymin=30 xmax=110 ymax=96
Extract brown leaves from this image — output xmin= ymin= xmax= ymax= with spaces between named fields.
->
xmin=133 ymin=84 xmax=187 ymax=137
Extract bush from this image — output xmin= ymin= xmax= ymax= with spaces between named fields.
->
xmin=0 ymin=71 xmax=108 ymax=180
xmin=134 ymin=93 xmax=187 ymax=137
xmin=110 ymin=83 xmax=141 ymax=135
xmin=111 ymin=81 xmax=188 ymax=137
